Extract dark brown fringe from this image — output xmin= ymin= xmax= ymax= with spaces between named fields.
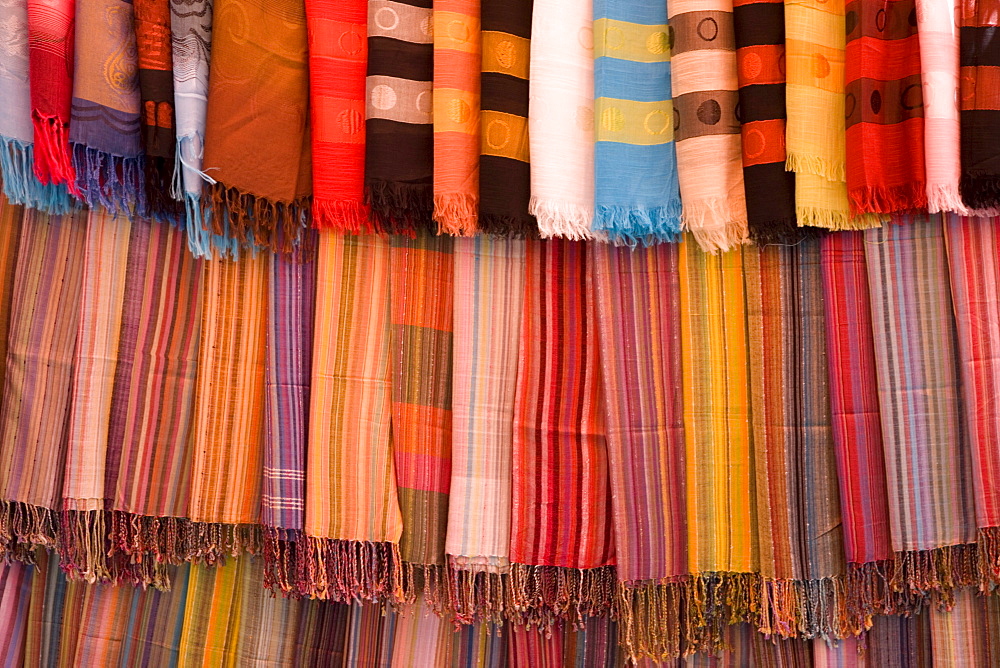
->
xmin=750 ymin=219 xmax=825 ymax=247
xmin=477 ymin=213 xmax=540 ymax=239
xmin=960 ymin=172 xmax=1000 ymax=211
xmin=401 ymin=562 xmax=452 ymax=615
xmin=506 ymin=563 xmax=617 ymax=627
xmin=204 ymin=181 xmax=310 ymax=253
xmin=0 ymin=500 xmax=58 ymax=563
xmin=143 ymin=156 xmax=183 ymax=226
xmin=364 ymin=180 xmax=434 ymax=235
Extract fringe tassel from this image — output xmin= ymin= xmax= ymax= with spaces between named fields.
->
xmin=749 ymin=217 xmax=817 ymax=246
xmin=30 ymin=112 xmax=77 ymax=191
xmin=682 ymin=198 xmax=750 ymax=253
xmin=848 ymin=182 xmax=928 ymax=216
xmin=312 ymin=198 xmax=372 ymax=234
xmin=926 ymin=183 xmax=970 ymax=216
xmin=478 ymin=212 xmax=539 ymax=238
xmin=364 ymin=180 xmax=434 ymax=235
xmin=960 ymin=171 xmax=1000 ymax=211
xmin=204 ymin=181 xmax=310 ymax=253
xmin=0 ymin=136 xmax=77 ymax=213
xmin=184 ymin=194 xmax=241 ymax=261
xmin=615 ymin=580 xmax=689 ymax=662
xmin=402 ymin=562 xmax=452 ymax=615
xmin=796 ymin=206 xmax=885 ymax=231
xmin=70 ymin=144 xmax=148 ymax=217
xmin=433 ymin=193 xmax=478 ymax=236
xmin=144 ymin=155 xmax=183 ymax=226
xmin=592 ymin=203 xmax=683 ymax=246
xmin=785 ymin=153 xmax=846 ymax=183
xmin=529 ymin=196 xmax=595 ymax=241
xmin=0 ymin=500 xmax=58 ymax=562
xmin=507 ymin=563 xmax=617 ymax=627
xmin=447 ymin=564 xmax=509 ymax=625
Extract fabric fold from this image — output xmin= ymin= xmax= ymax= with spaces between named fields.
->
xmin=960 ymin=2 xmax=1000 ymax=210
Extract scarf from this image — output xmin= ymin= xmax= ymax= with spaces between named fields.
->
xmin=187 ymin=253 xmax=268 ymax=560
xmin=0 ymin=198 xmax=21 ymax=428
xmin=0 ymin=208 xmax=86 ymax=558
xmin=432 ymin=0 xmax=480 ymax=235
xmin=201 ymin=0 xmax=312 ymax=252
xmin=820 ymin=231 xmax=893 ymax=567
xmin=303 ymin=233 xmax=403 ymax=602
xmin=478 ymin=0 xmax=535 ymax=236
xmin=388 ymin=233 xmax=454 ymax=594
xmin=668 ymin=0 xmax=748 ymax=252
xmin=306 ymin=0 xmax=369 ymax=232
xmin=944 ymin=215 xmax=1000 ymax=578
xmin=844 ymin=0 xmax=926 ymax=214
xmin=0 ymin=561 xmax=32 ymax=667
xmin=26 ymin=0 xmax=76 ymax=191
xmin=592 ymin=0 xmax=681 ymax=244
xmin=916 ymin=0 xmax=966 ymax=214
xmin=69 ymin=0 xmax=146 ymax=216
xmin=60 ymin=210 xmax=132 ymax=583
xmin=733 ymin=0 xmax=797 ymax=242
xmin=528 ymin=0 xmax=595 ymax=239
xmin=364 ymin=0 xmax=435 ymax=234
xmin=960 ymin=1 xmax=1000 ymax=210
xmin=445 ymin=237 xmax=525 ymax=623
xmin=867 ymin=613 xmax=933 ymax=665
xmin=592 ymin=243 xmax=687 ymax=661
xmin=134 ymin=0 xmax=182 ymax=223
xmin=510 ymin=238 xmax=615 ymax=622
xmin=930 ymin=589 xmax=988 ymax=665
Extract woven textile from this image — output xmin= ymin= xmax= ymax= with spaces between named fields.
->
xmin=0 ymin=199 xmax=23 ymax=412
xmin=306 ymin=0 xmax=369 ymax=232
xmin=916 ymin=0 xmax=967 ymax=214
xmin=510 ymin=238 xmax=615 ymax=619
xmin=445 ymin=237 xmax=524 ymax=621
xmin=364 ymin=0 xmax=435 ymax=233
xmin=733 ymin=0 xmax=797 ymax=242
xmin=303 ymin=233 xmax=403 ymax=601
xmin=668 ymin=0 xmax=748 ymax=251
xmin=389 ymin=233 xmax=454 ymax=580
xmin=0 ymin=561 xmax=32 ymax=668
xmin=592 ymin=0 xmax=681 ymax=244
xmin=69 ymin=0 xmax=145 ymax=216
xmin=478 ymin=0 xmax=535 ymax=236
xmin=959 ymin=2 xmax=1000 ymax=210
xmin=201 ymin=0 xmax=312 ymax=251
xmin=930 ymin=588 xmax=987 ymax=665
xmin=528 ymin=0 xmax=595 ymax=239
xmin=844 ymin=0 xmax=926 ymax=214
xmin=432 ymin=0 xmax=480 ymax=235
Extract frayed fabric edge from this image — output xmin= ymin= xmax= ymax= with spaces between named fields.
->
xmin=848 ymin=182 xmax=928 ymax=216
xmin=593 ymin=203 xmax=683 ymax=246
xmin=433 ymin=192 xmax=479 ymax=237
xmin=529 ymin=196 xmax=595 ymax=241
xmin=682 ymin=197 xmax=749 ymax=253
xmin=0 ymin=136 xmax=77 ymax=214
xmin=313 ymin=198 xmax=371 ymax=234
xmin=70 ymin=143 xmax=148 ymax=218
xmin=797 ymin=206 xmax=886 ymax=231
xmin=786 ymin=152 xmax=846 ymax=182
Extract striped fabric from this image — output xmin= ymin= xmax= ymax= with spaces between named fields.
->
xmin=188 ymin=254 xmax=269 ymax=544
xmin=389 ymin=233 xmax=454 ymax=575
xmin=510 ymin=238 xmax=615 ymax=616
xmin=0 ymin=208 xmax=86 ymax=554
xmin=432 ymin=0 xmax=481 ymax=235
xmin=0 ymin=198 xmax=24 ymax=414
xmin=930 ymin=587 xmax=987 ymax=665
xmin=812 ymin=636 xmax=862 ymax=667
xmin=592 ymin=0 xmax=681 ymax=243
xmin=388 ymin=601 xmax=454 ymax=667
xmin=820 ymin=231 xmax=893 ymax=565
xmin=865 ymin=217 xmax=978 ymax=556
xmin=445 ymin=237 xmax=524 ymax=619
xmin=305 ymin=233 xmax=403 ymax=601
xmin=0 ymin=561 xmax=32 ymax=668
xmin=177 ymin=558 xmax=241 ymax=667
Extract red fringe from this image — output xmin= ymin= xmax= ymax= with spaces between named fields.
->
xmin=848 ymin=182 xmax=929 ymax=216
xmin=204 ymin=181 xmax=311 ymax=253
xmin=312 ymin=198 xmax=372 ymax=234
xmin=30 ymin=112 xmax=77 ymax=193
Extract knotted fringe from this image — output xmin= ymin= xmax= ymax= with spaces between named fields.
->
xmin=478 ymin=213 xmax=539 ymax=238
xmin=71 ymin=144 xmax=148 ymax=217
xmin=848 ymin=183 xmax=929 ymax=216
xmin=184 ymin=194 xmax=241 ymax=260
xmin=926 ymin=183 xmax=969 ymax=216
xmin=434 ymin=193 xmax=478 ymax=236
xmin=144 ymin=155 xmax=183 ymax=226
xmin=312 ymin=198 xmax=372 ymax=234
xmin=960 ymin=171 xmax=1000 ymax=211
xmin=364 ymin=180 xmax=434 ymax=235
xmin=204 ymin=181 xmax=309 ymax=254
xmin=447 ymin=565 xmax=510 ymax=625
xmin=402 ymin=563 xmax=452 ymax=615
xmin=785 ymin=153 xmax=846 ymax=183
xmin=682 ymin=198 xmax=749 ymax=253
xmin=529 ymin=197 xmax=595 ymax=240
xmin=58 ymin=510 xmax=172 ymax=587
xmin=0 ymin=137 xmax=76 ymax=213
xmin=31 ymin=112 xmax=76 ymax=189
xmin=507 ymin=564 xmax=617 ymax=627
xmin=0 ymin=500 xmax=58 ymax=563
xmin=593 ymin=204 xmax=683 ymax=246
xmin=750 ymin=217 xmax=817 ymax=246
xmin=796 ymin=206 xmax=885 ymax=231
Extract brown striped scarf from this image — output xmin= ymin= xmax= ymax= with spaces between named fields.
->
xmin=960 ymin=1 xmax=1000 ymax=209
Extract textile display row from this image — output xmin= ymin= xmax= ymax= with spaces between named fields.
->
xmin=3 ymin=0 xmax=1000 ymax=255
xmin=2 ymin=194 xmax=1000 ymax=661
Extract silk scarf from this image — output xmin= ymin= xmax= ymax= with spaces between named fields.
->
xmin=364 ymin=0 xmax=435 ymax=234
xmin=669 ymin=0 xmax=748 ymax=251
xmin=306 ymin=0 xmax=369 ymax=232
xmin=733 ymin=0 xmax=797 ymax=242
xmin=528 ymin=0 xmax=595 ymax=239
xmin=478 ymin=0 xmax=535 ymax=236
xmin=844 ymin=0 xmax=926 ymax=214
xmin=432 ymin=0 xmax=480 ymax=235
xmin=201 ymin=0 xmax=312 ymax=252
xmin=593 ymin=0 xmax=681 ymax=244
xmin=960 ymin=1 xmax=1000 ymax=210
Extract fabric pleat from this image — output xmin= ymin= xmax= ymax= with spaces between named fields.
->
xmin=959 ymin=2 xmax=1000 ymax=210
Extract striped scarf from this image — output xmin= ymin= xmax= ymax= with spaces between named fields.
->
xmin=0 ymin=198 xmax=23 ymax=429
xmin=668 ymin=0 xmax=748 ymax=251
xmin=306 ymin=0 xmax=369 ymax=232
xmin=478 ymin=0 xmax=535 ymax=236
xmin=930 ymin=588 xmax=988 ymax=665
xmin=0 ymin=561 xmax=32 ymax=667
xmin=432 ymin=0 xmax=481 ymax=235
xmin=844 ymin=0 xmax=926 ymax=214
xmin=959 ymin=1 xmax=1000 ymax=210
xmin=201 ymin=0 xmax=312 ymax=252
xmin=593 ymin=0 xmax=681 ymax=244
xmin=364 ymin=0 xmax=435 ymax=233
xmin=528 ymin=0 xmax=595 ymax=239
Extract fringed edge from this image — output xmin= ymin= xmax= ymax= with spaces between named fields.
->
xmin=58 ymin=509 xmax=173 ymax=588
xmin=70 ymin=143 xmax=147 ymax=217
xmin=0 ymin=136 xmax=77 ymax=214
xmin=0 ymin=500 xmax=58 ymax=562
xmin=506 ymin=563 xmax=617 ymax=626
xmin=592 ymin=203 xmax=684 ymax=246
xmin=433 ymin=193 xmax=479 ymax=237
xmin=184 ymin=193 xmax=241 ymax=261
xmin=478 ymin=212 xmax=539 ymax=238
xmin=614 ymin=580 xmax=690 ymax=662
xmin=749 ymin=217 xmax=818 ymax=246
xmin=402 ymin=562 xmax=452 ymax=615
xmin=203 ymin=180 xmax=310 ymax=253
xmin=144 ymin=155 xmax=183 ymax=226
xmin=926 ymin=183 xmax=970 ymax=216
xmin=529 ymin=196 xmax=595 ymax=241
xmin=31 ymin=112 xmax=77 ymax=192
xmin=364 ymin=180 xmax=434 ymax=235
xmin=312 ymin=198 xmax=372 ymax=234
xmin=797 ymin=206 xmax=885 ymax=231
xmin=682 ymin=198 xmax=749 ymax=253
xmin=270 ymin=535 xmax=404 ymax=603
xmin=960 ymin=171 xmax=1000 ymax=211
xmin=848 ymin=182 xmax=928 ymax=216
xmin=785 ymin=153 xmax=846 ymax=183
xmin=447 ymin=564 xmax=510 ymax=625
